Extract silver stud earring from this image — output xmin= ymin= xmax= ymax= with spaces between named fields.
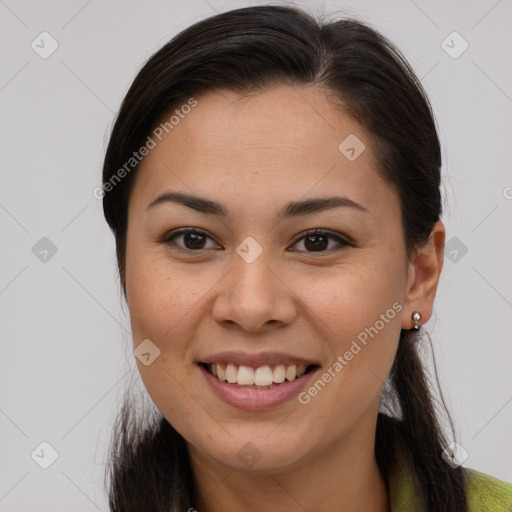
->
xmin=411 ymin=311 xmax=421 ymax=330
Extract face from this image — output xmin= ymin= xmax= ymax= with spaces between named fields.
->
xmin=124 ymin=85 xmax=432 ymax=473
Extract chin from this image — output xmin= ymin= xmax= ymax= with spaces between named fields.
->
xmin=187 ymin=425 xmax=310 ymax=473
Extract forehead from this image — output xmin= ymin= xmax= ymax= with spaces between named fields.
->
xmin=132 ymin=85 xmax=399 ymax=218
xmin=160 ymin=85 xmax=364 ymax=165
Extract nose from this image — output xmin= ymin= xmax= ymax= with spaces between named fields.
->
xmin=211 ymin=246 xmax=297 ymax=333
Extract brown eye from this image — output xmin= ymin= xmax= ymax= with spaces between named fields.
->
xmin=290 ymin=229 xmax=351 ymax=253
xmin=180 ymin=231 xmax=207 ymax=250
xmin=160 ymin=229 xmax=220 ymax=252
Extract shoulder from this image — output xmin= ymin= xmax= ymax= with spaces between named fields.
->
xmin=465 ymin=468 xmax=512 ymax=512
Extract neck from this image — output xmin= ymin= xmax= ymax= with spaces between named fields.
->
xmin=188 ymin=412 xmax=389 ymax=512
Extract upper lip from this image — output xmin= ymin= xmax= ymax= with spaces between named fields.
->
xmin=197 ymin=351 xmax=320 ymax=368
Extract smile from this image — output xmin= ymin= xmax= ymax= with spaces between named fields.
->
xmin=202 ymin=362 xmax=317 ymax=389
xmin=198 ymin=361 xmax=320 ymax=410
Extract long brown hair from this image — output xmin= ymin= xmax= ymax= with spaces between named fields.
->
xmin=102 ymin=5 xmax=467 ymax=510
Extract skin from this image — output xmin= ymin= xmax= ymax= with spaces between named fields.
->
xmin=124 ymin=85 xmax=445 ymax=512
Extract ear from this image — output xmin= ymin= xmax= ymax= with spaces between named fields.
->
xmin=401 ymin=220 xmax=445 ymax=330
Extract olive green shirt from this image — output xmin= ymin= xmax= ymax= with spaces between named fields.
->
xmin=388 ymin=456 xmax=512 ymax=511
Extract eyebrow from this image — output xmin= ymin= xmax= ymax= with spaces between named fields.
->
xmin=146 ymin=191 xmax=369 ymax=219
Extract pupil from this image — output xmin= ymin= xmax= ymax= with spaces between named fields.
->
xmin=305 ymin=234 xmax=328 ymax=251
xmin=185 ymin=233 xmax=205 ymax=249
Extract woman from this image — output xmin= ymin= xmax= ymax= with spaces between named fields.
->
xmin=100 ymin=5 xmax=512 ymax=511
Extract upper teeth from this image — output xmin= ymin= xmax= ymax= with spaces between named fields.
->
xmin=210 ymin=363 xmax=307 ymax=386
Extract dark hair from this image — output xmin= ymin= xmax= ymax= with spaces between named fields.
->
xmin=102 ymin=5 xmax=467 ymax=511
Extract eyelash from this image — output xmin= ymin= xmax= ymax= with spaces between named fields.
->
xmin=158 ymin=228 xmax=353 ymax=255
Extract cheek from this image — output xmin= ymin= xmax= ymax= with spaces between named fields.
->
xmin=136 ymin=360 xmax=205 ymax=449
xmin=125 ymin=249 xmax=204 ymax=432
xmin=297 ymin=254 xmax=405 ymax=338
xmin=296 ymin=256 xmax=404 ymax=394
xmin=125 ymin=247 xmax=202 ymax=341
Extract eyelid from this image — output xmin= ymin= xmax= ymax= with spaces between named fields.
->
xmin=158 ymin=227 xmax=353 ymax=253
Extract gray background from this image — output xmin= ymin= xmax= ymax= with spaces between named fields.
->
xmin=1 ymin=0 xmax=511 ymax=509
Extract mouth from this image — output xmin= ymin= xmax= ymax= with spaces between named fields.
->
xmin=199 ymin=362 xmax=319 ymax=390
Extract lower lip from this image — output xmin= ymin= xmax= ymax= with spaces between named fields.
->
xmin=199 ymin=364 xmax=318 ymax=411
